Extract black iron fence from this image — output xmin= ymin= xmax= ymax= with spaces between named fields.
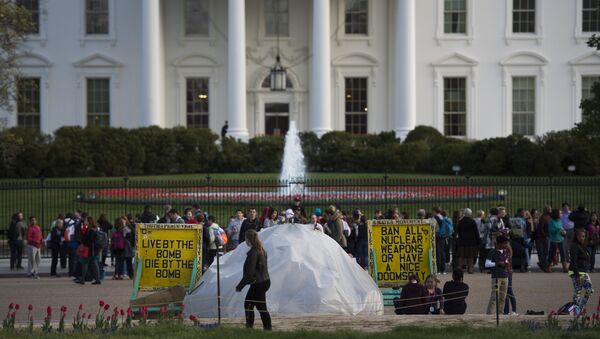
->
xmin=1 ymin=176 xmax=599 ymax=258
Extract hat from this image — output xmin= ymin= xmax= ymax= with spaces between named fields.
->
xmin=285 ymin=209 xmax=294 ymax=218
xmin=314 ymin=208 xmax=322 ymax=217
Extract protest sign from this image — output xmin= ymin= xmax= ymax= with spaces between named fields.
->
xmin=368 ymin=219 xmax=435 ymax=287
xmin=136 ymin=223 xmax=202 ymax=291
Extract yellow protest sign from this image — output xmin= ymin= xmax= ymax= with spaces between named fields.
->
xmin=368 ymin=219 xmax=436 ymax=287
xmin=136 ymin=223 xmax=202 ymax=291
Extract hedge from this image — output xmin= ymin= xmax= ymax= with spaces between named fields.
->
xmin=0 ymin=125 xmax=599 ymax=178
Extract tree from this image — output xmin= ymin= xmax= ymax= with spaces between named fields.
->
xmin=0 ymin=1 xmax=35 ymax=115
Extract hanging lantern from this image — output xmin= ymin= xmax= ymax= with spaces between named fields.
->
xmin=270 ymin=55 xmax=287 ymax=91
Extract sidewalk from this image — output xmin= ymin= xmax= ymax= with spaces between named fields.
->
xmin=1 ymin=252 xmax=598 ymax=278
xmin=0 ymin=258 xmax=116 ymax=278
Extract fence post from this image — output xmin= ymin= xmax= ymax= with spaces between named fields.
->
xmin=205 ymin=174 xmax=212 ymax=214
xmin=39 ymin=176 xmax=46 ymax=231
xmin=123 ymin=176 xmax=129 ymax=216
xmin=383 ymin=173 xmax=389 ymax=212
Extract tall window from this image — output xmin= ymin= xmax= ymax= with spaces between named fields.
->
xmin=345 ymin=0 xmax=368 ymax=35
xmin=444 ymin=0 xmax=466 ymax=34
xmin=582 ymin=76 xmax=600 ymax=123
xmin=16 ymin=0 xmax=39 ymax=34
xmin=17 ymin=78 xmax=41 ymax=130
xmin=513 ymin=0 xmax=535 ymax=33
xmin=512 ymin=77 xmax=535 ymax=136
xmin=443 ymin=77 xmax=466 ymax=136
xmin=345 ymin=77 xmax=368 ymax=134
xmin=265 ymin=0 xmax=289 ymax=37
xmin=86 ymin=0 xmax=109 ymax=35
xmin=87 ymin=78 xmax=110 ymax=127
xmin=186 ymin=78 xmax=209 ymax=128
xmin=583 ymin=0 xmax=600 ymax=32
xmin=582 ymin=75 xmax=600 ymax=100
xmin=185 ymin=0 xmax=209 ymax=36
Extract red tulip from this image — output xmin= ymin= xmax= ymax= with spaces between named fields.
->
xmin=104 ymin=304 xmax=110 ymax=311
xmin=14 ymin=304 xmax=19 ymax=310
xmin=114 ymin=306 xmax=119 ymax=314
xmin=120 ymin=309 xmax=125 ymax=316
xmin=189 ymin=315 xmax=197 ymax=321
xmin=87 ymin=313 xmax=91 ymax=319
xmin=8 ymin=303 xmax=14 ymax=310
xmin=10 ymin=312 xmax=15 ymax=319
xmin=60 ymin=305 xmax=67 ymax=313
xmin=587 ymin=316 xmax=591 ymax=322
xmin=28 ymin=304 xmax=33 ymax=311
xmin=99 ymin=300 xmax=105 ymax=307
xmin=583 ymin=308 xmax=587 ymax=315
xmin=79 ymin=304 xmax=83 ymax=310
xmin=47 ymin=306 xmax=52 ymax=315
xmin=127 ymin=307 xmax=133 ymax=316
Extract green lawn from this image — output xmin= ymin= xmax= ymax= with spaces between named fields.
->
xmin=0 ymin=323 xmax=599 ymax=339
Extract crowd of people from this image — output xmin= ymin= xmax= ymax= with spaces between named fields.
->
xmin=5 ymin=199 xmax=598 ymax=315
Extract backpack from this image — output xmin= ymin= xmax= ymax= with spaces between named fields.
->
xmin=112 ymin=231 xmax=125 ymax=250
xmin=439 ymin=217 xmax=453 ymax=238
xmin=214 ymin=226 xmax=228 ymax=247
xmin=95 ymin=230 xmax=108 ymax=250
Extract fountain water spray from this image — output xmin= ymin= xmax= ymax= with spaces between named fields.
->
xmin=280 ymin=120 xmax=306 ymax=196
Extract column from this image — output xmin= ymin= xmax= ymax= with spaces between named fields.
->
xmin=141 ymin=0 xmax=163 ymax=126
xmin=227 ymin=0 xmax=249 ymax=141
xmin=392 ymin=0 xmax=416 ymax=140
xmin=310 ymin=0 xmax=332 ymax=137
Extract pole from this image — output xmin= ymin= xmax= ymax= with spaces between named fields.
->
xmin=495 ymin=276 xmax=499 ymax=326
xmin=216 ymin=245 xmax=221 ymax=325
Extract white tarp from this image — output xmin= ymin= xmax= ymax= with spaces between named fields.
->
xmin=184 ymin=223 xmax=384 ymax=318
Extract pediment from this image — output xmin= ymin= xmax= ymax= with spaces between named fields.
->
xmin=73 ymin=53 xmax=121 ymax=68
xmin=332 ymin=53 xmax=378 ymax=66
xmin=17 ymin=52 xmax=52 ymax=67
xmin=173 ymin=54 xmax=219 ymax=67
xmin=501 ymin=52 xmax=548 ymax=66
xmin=570 ymin=51 xmax=600 ymax=66
xmin=432 ymin=53 xmax=478 ymax=67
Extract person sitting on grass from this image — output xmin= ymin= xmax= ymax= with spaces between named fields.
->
xmin=393 ymin=274 xmax=428 ymax=315
xmin=424 ymin=275 xmax=444 ymax=314
xmin=442 ymin=268 xmax=469 ymax=315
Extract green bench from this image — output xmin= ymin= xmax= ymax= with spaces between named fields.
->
xmin=381 ymin=289 xmax=402 ymax=307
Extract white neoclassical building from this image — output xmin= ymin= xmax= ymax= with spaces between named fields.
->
xmin=4 ymin=0 xmax=600 ymax=141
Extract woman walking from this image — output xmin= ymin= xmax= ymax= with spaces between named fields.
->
xmin=586 ymin=212 xmax=599 ymax=272
xmin=235 ymin=229 xmax=272 ymax=330
xmin=569 ymin=229 xmax=593 ymax=314
xmin=548 ymin=209 xmax=568 ymax=273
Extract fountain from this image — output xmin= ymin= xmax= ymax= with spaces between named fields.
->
xmin=279 ymin=120 xmax=306 ymax=196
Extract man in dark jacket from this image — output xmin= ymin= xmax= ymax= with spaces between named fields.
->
xmin=393 ymin=275 xmax=428 ymax=315
xmin=569 ymin=205 xmax=591 ymax=230
xmin=239 ymin=208 xmax=260 ymax=243
xmin=455 ymin=208 xmax=480 ymax=274
xmin=443 ymin=268 xmax=469 ymax=314
xmin=48 ymin=219 xmax=64 ymax=277
xmin=139 ymin=205 xmax=158 ymax=223
xmin=536 ymin=206 xmax=551 ymax=272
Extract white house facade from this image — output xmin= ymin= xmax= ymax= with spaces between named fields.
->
xmin=4 ymin=0 xmax=600 ymax=141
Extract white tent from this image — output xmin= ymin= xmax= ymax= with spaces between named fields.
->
xmin=184 ymin=224 xmax=384 ymax=318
